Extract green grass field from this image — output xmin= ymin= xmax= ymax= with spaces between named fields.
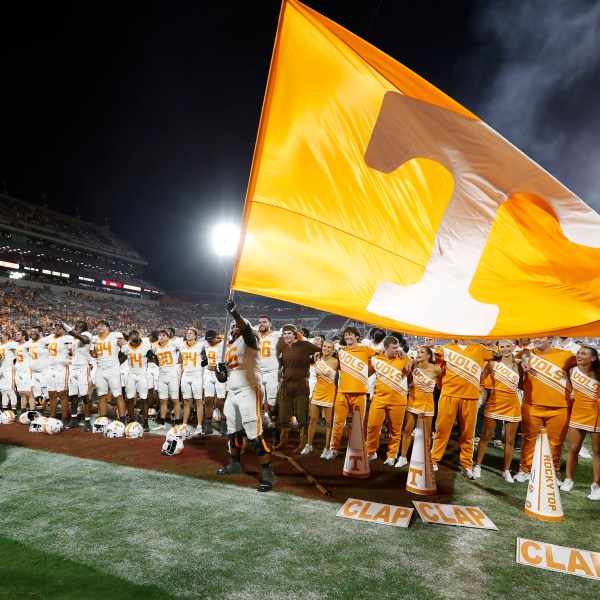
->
xmin=0 ymin=437 xmax=599 ymax=600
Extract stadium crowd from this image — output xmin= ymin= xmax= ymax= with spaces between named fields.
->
xmin=0 ymin=295 xmax=598 ymax=498
xmin=0 ymin=194 xmax=141 ymax=259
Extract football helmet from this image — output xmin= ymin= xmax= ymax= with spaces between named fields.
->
xmin=125 ymin=421 xmax=144 ymax=439
xmin=171 ymin=423 xmax=192 ymax=440
xmin=19 ymin=410 xmax=42 ymax=425
xmin=29 ymin=416 xmax=48 ymax=433
xmin=162 ymin=431 xmax=184 ymax=455
xmin=148 ymin=408 xmax=158 ymax=421
xmin=43 ymin=417 xmax=63 ymax=435
xmin=0 ymin=410 xmax=16 ymax=424
xmin=105 ymin=421 xmax=126 ymax=438
xmin=92 ymin=416 xmax=111 ymax=434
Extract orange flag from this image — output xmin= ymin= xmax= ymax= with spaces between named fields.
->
xmin=232 ymin=0 xmax=600 ymax=338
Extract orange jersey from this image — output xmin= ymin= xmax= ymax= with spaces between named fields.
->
xmin=481 ymin=346 xmax=498 ymax=388
xmin=522 ymin=348 xmax=575 ymax=408
xmin=337 ymin=345 xmax=378 ymax=394
xmin=436 ymin=344 xmax=494 ymax=399
xmin=371 ymin=355 xmax=409 ymax=405
xmin=569 ymin=367 xmax=600 ymax=432
xmin=490 ymin=361 xmax=519 ymax=395
xmin=407 ymin=367 xmax=437 ymax=416
xmin=311 ymin=358 xmax=337 ymax=407
xmin=570 ymin=366 xmax=599 ymax=403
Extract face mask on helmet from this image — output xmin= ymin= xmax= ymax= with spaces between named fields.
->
xmin=29 ymin=416 xmax=48 ymax=433
xmin=148 ymin=408 xmax=158 ymax=421
xmin=19 ymin=410 xmax=42 ymax=425
xmin=125 ymin=422 xmax=144 ymax=439
xmin=0 ymin=410 xmax=16 ymax=425
xmin=105 ymin=421 xmax=126 ymax=438
xmin=43 ymin=417 xmax=63 ymax=435
xmin=161 ymin=435 xmax=184 ymax=456
xmin=92 ymin=417 xmax=111 ymax=434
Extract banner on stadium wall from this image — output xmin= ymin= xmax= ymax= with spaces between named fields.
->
xmin=516 ymin=538 xmax=600 ymax=580
xmin=413 ymin=501 xmax=498 ymax=530
xmin=336 ymin=498 xmax=413 ymax=528
xmin=232 ymin=0 xmax=600 ymax=338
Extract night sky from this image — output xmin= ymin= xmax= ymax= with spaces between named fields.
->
xmin=3 ymin=0 xmax=600 ymax=294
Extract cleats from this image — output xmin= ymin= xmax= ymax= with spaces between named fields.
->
xmin=216 ymin=460 xmax=243 ymax=475
xmin=258 ymin=466 xmax=276 ymax=492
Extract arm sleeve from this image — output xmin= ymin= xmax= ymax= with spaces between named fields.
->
xmin=240 ymin=320 xmax=259 ymax=350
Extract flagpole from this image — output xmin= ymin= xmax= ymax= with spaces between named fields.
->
xmin=221 ymin=288 xmax=235 ymax=363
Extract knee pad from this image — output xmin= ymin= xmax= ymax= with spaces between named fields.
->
xmin=228 ymin=432 xmax=244 ymax=448
xmin=251 ymin=434 xmax=270 ymax=456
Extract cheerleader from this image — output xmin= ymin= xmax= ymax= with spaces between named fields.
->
xmin=473 ymin=339 xmax=521 ymax=482
xmin=561 ymin=345 xmax=600 ymax=500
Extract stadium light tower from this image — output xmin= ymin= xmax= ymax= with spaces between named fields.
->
xmin=211 ymin=223 xmax=240 ymax=257
xmin=211 ymin=222 xmax=241 ymax=363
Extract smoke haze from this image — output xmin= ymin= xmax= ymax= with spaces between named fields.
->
xmin=470 ymin=0 xmax=600 ymax=211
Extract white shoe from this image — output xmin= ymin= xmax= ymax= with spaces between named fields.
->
xmin=502 ymin=470 xmax=514 ymax=483
xmin=320 ymin=448 xmax=330 ymax=459
xmin=514 ymin=470 xmax=530 ymax=483
xmin=560 ymin=479 xmax=574 ymax=492
xmin=368 ymin=452 xmax=378 ymax=462
xmin=461 ymin=467 xmax=475 ymax=480
xmin=152 ymin=423 xmax=166 ymax=431
xmin=579 ymin=446 xmax=592 ymax=459
xmin=432 ymin=463 xmax=439 ymax=472
xmin=327 ymin=449 xmax=338 ymax=460
xmin=300 ymin=444 xmax=313 ymax=455
xmin=493 ymin=439 xmax=505 ymax=450
xmin=587 ymin=483 xmax=600 ymax=501
xmin=193 ymin=426 xmax=204 ymax=436
xmin=472 ymin=465 xmax=482 ymax=479
xmin=395 ymin=456 xmax=408 ymax=468
xmin=383 ymin=457 xmax=396 ymax=466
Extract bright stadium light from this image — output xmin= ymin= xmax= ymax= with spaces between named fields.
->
xmin=211 ymin=223 xmax=240 ymax=257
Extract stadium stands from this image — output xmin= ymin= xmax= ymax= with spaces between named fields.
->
xmin=0 ymin=193 xmax=162 ymax=299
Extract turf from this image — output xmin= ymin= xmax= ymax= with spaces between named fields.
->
xmin=0 ymin=441 xmax=598 ymax=600
xmin=0 ymin=536 xmax=179 ymax=600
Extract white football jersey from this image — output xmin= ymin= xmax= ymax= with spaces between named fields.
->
xmin=201 ymin=339 xmax=224 ymax=369
xmin=226 ymin=330 xmax=261 ymax=392
xmin=155 ymin=339 xmax=181 ymax=373
xmin=71 ymin=331 xmax=93 ymax=367
xmin=29 ymin=336 xmax=51 ymax=372
xmin=0 ymin=340 xmax=18 ymax=371
xmin=258 ymin=330 xmax=282 ymax=374
xmin=180 ymin=340 xmax=203 ymax=376
xmin=15 ymin=340 xmax=32 ymax=372
xmin=92 ymin=332 xmax=124 ymax=368
xmin=123 ymin=340 xmax=152 ymax=374
xmin=48 ymin=334 xmax=74 ymax=367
